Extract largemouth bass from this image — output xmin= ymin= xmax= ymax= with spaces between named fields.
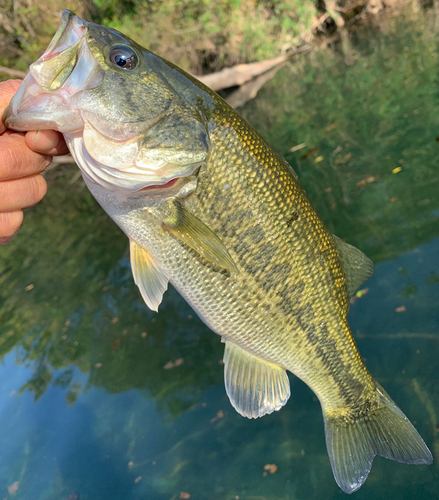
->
xmin=4 ymin=11 xmax=432 ymax=493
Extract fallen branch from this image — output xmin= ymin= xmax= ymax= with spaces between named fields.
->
xmin=225 ymin=62 xmax=288 ymax=109
xmin=195 ymin=44 xmax=312 ymax=91
xmin=50 ymin=155 xmax=75 ymax=164
xmin=0 ymin=66 xmax=27 ymax=78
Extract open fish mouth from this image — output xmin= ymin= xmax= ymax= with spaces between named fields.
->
xmin=4 ymin=10 xmax=209 ymax=194
xmin=3 ymin=11 xmax=95 ymax=133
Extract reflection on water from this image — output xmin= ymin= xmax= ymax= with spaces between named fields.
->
xmin=1 ymin=12 xmax=439 ymax=500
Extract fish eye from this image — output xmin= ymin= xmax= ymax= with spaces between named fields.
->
xmin=109 ymin=46 xmax=138 ymax=70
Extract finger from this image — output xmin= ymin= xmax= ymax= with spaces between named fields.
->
xmin=25 ymin=130 xmax=69 ymax=156
xmin=0 ymin=174 xmax=47 ymax=211
xmin=0 ymin=133 xmax=51 ymax=180
xmin=0 ymin=210 xmax=24 ymax=245
xmin=0 ymin=80 xmax=23 ymax=134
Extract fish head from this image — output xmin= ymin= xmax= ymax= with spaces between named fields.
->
xmin=4 ymin=10 xmax=211 ymax=195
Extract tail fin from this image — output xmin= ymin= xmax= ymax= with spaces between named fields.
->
xmin=323 ymin=382 xmax=433 ymax=494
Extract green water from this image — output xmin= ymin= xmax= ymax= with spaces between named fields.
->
xmin=1 ymin=14 xmax=439 ymax=500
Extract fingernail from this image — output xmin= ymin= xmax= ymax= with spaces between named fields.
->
xmin=32 ymin=130 xmax=40 ymax=149
xmin=30 ymin=130 xmax=60 ymax=153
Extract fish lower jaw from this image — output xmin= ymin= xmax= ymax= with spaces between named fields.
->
xmin=4 ymin=74 xmax=82 ymax=133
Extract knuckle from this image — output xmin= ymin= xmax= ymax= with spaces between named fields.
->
xmin=0 ymin=135 xmax=50 ymax=180
xmin=0 ymin=146 xmax=19 ymax=174
xmin=0 ymin=175 xmax=47 ymax=211
xmin=25 ymin=175 xmax=47 ymax=207
xmin=0 ymin=210 xmax=23 ymax=244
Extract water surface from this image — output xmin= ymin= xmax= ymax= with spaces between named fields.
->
xmin=0 ymin=14 xmax=438 ymax=500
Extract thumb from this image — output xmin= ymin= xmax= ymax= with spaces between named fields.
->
xmin=25 ymin=130 xmax=69 ymax=156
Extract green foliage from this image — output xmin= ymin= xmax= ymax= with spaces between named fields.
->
xmin=0 ymin=0 xmax=317 ymax=77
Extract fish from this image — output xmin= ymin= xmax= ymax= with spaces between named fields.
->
xmin=4 ymin=10 xmax=432 ymax=493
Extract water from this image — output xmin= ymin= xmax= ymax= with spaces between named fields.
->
xmin=1 ymin=13 xmax=439 ymax=500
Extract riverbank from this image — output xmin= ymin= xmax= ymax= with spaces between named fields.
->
xmin=1 ymin=0 xmax=436 ymax=82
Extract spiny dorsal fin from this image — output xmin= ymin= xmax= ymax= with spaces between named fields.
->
xmin=162 ymin=201 xmax=238 ymax=273
xmin=223 ymin=340 xmax=290 ymax=419
xmin=333 ymin=235 xmax=374 ymax=297
xmin=130 ymin=240 xmax=168 ymax=312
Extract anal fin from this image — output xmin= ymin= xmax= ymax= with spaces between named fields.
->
xmin=130 ymin=240 xmax=168 ymax=312
xmin=223 ymin=340 xmax=290 ymax=419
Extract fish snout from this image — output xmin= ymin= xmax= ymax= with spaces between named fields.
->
xmin=3 ymin=11 xmax=101 ymax=134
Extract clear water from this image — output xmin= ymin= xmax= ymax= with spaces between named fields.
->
xmin=1 ymin=14 xmax=439 ymax=500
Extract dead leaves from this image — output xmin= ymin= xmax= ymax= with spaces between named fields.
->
xmin=335 ymin=152 xmax=352 ymax=164
xmin=350 ymin=287 xmax=369 ymax=305
xmin=356 ymin=174 xmax=379 ymax=187
xmin=163 ymin=358 xmax=184 ymax=370
xmin=289 ymin=142 xmax=306 ymax=152
xmin=301 ymin=146 xmax=318 ymax=159
xmin=210 ymin=410 xmax=224 ymax=424
xmin=263 ymin=463 xmax=278 ymax=476
xmin=8 ymin=481 xmax=19 ymax=495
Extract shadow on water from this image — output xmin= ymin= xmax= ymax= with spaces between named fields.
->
xmin=0 ymin=10 xmax=438 ymax=500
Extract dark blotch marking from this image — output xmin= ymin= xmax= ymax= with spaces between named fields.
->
xmin=240 ymin=224 xmax=265 ymax=244
xmin=217 ymin=214 xmax=239 ymax=239
xmin=286 ymin=212 xmax=299 ymax=227
xmin=277 ymin=282 xmax=305 ymax=315
xmin=296 ymin=305 xmax=318 ymax=341
xmin=310 ymin=322 xmax=368 ymax=408
xmin=342 ymin=373 xmax=367 ymax=404
xmin=260 ymin=262 xmax=292 ymax=293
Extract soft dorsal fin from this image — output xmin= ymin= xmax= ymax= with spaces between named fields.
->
xmin=162 ymin=201 xmax=238 ymax=274
xmin=333 ymin=235 xmax=374 ymax=297
xmin=223 ymin=340 xmax=290 ymax=419
xmin=130 ymin=240 xmax=168 ymax=312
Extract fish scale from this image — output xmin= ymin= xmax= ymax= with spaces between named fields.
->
xmin=4 ymin=10 xmax=432 ymax=493
xmin=174 ymin=110 xmax=374 ymax=410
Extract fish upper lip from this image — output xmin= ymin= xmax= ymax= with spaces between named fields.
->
xmin=40 ymin=10 xmax=87 ymax=62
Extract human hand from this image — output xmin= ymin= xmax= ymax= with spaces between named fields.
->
xmin=0 ymin=79 xmax=69 ymax=245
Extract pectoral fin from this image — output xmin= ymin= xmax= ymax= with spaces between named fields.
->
xmin=130 ymin=240 xmax=168 ymax=312
xmin=333 ymin=235 xmax=374 ymax=297
xmin=223 ymin=340 xmax=290 ymax=419
xmin=163 ymin=201 xmax=238 ymax=273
